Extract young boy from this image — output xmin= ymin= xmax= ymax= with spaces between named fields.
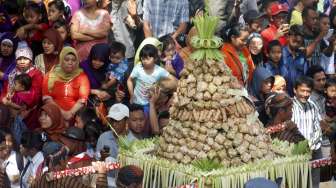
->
xmin=127 ymin=104 xmax=146 ymax=142
xmin=102 ymin=41 xmax=129 ymax=90
xmin=264 ymin=40 xmax=282 ymax=75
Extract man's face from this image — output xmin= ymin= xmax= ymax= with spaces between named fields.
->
xmin=110 ymin=118 xmax=127 ymax=135
xmin=304 ymin=9 xmax=319 ymax=32
xmin=326 ymin=85 xmax=336 ymax=99
xmin=128 ymin=110 xmax=146 ymax=134
xmin=294 ymin=84 xmax=312 ymax=103
xmin=272 ymin=12 xmax=288 ymax=28
xmin=313 ymin=71 xmax=327 ymax=92
xmin=288 ymin=34 xmax=303 ymax=50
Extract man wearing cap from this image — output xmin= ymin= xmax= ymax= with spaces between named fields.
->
xmin=261 ymin=2 xmax=289 ymax=52
xmin=96 ymin=103 xmax=130 ymax=160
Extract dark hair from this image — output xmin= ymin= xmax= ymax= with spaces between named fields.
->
xmin=302 ymin=7 xmax=316 ymax=19
xmin=306 ymin=65 xmax=325 ymax=79
xmin=53 ymin=18 xmax=67 ymax=29
xmin=268 ymin=40 xmax=281 ymax=53
xmin=129 ymin=104 xmax=144 ymax=113
xmin=265 ymin=92 xmax=293 ymax=119
xmin=326 ymin=78 xmax=336 ymax=89
xmin=139 ymin=44 xmax=160 ymax=64
xmin=3 ymin=1 xmax=20 ymax=15
xmin=110 ymin=41 xmax=126 ymax=56
xmin=75 ymin=108 xmax=100 ymax=126
xmin=294 ymin=76 xmax=314 ymax=89
xmin=330 ymin=7 xmax=336 ymax=28
xmin=288 ymin=24 xmax=304 ymax=36
xmin=159 ymin=35 xmax=175 ymax=52
xmin=319 ymin=12 xmax=329 ymax=20
xmin=24 ymin=2 xmax=49 ymax=24
xmin=20 ymin=131 xmax=44 ymax=151
xmin=117 ymin=165 xmax=144 ymax=186
xmin=84 ymin=122 xmax=103 ymax=143
xmin=14 ymin=73 xmax=32 ymax=91
xmin=220 ymin=24 xmax=249 ymax=43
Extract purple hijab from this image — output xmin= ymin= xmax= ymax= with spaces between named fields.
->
xmin=80 ymin=43 xmax=110 ymax=89
xmin=0 ymin=5 xmax=13 ymax=33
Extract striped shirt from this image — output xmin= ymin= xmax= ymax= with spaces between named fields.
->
xmin=30 ymin=173 xmax=108 ymax=188
xmin=291 ymin=97 xmax=322 ymax=150
xmin=143 ymin=0 xmax=189 ymax=38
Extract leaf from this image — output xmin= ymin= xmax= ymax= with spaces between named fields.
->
xmin=192 ymin=158 xmax=223 ymax=172
xmin=118 ymin=136 xmax=134 ymax=151
xmin=291 ymin=140 xmax=310 ymax=155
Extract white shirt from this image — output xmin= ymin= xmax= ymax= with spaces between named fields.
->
xmin=292 ymin=97 xmax=322 ymax=151
xmin=20 ymin=152 xmax=44 ymax=188
xmin=2 ymin=151 xmax=20 ymax=188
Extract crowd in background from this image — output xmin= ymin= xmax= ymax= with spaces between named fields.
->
xmin=0 ymin=0 xmax=335 ymax=188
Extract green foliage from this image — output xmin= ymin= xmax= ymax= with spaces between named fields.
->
xmin=192 ymin=158 xmax=223 ymax=172
xmin=291 ymin=140 xmax=310 ymax=155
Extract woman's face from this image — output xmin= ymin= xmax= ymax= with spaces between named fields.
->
xmin=39 ymin=110 xmax=53 ymax=129
xmin=16 ymin=57 xmax=32 ymax=71
xmin=91 ymin=59 xmax=104 ymax=69
xmin=61 ymin=53 xmax=77 ymax=73
xmin=42 ymin=38 xmax=56 ymax=55
xmin=249 ymin=37 xmax=263 ymax=55
xmin=0 ymin=42 xmax=14 ymax=57
xmin=231 ymin=31 xmax=249 ymax=50
xmin=48 ymin=4 xmax=63 ymax=22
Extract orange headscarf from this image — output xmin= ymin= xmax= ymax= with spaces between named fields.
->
xmin=40 ymin=103 xmax=66 ymax=141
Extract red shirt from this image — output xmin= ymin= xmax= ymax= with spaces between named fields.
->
xmin=26 ymin=23 xmax=49 ymax=46
xmin=261 ymin=23 xmax=287 ymax=53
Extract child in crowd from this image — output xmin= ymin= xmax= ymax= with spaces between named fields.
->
xmin=264 ymin=40 xmax=282 ymax=75
xmin=16 ymin=2 xmax=49 ymax=56
xmin=2 ymin=74 xmax=32 ymax=116
xmin=47 ymin=0 xmax=68 ymax=26
xmin=53 ymin=18 xmax=71 ymax=46
xmin=158 ymin=111 xmax=170 ymax=130
xmin=102 ymin=41 xmax=129 ymax=90
xmin=272 ymin=75 xmax=287 ymax=93
xmin=325 ymin=78 xmax=336 ymax=120
xmin=127 ymin=104 xmax=146 ymax=142
xmin=127 ymin=44 xmax=174 ymax=109
xmin=159 ymin=35 xmax=184 ymax=78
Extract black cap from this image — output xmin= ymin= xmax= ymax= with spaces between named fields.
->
xmin=63 ymin=127 xmax=85 ymax=141
xmin=244 ymin=10 xmax=262 ymax=24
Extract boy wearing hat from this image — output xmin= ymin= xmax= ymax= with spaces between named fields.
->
xmin=261 ymin=2 xmax=289 ymax=51
xmin=243 ymin=10 xmax=263 ymax=33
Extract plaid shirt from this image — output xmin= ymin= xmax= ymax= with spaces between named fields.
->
xmin=143 ymin=0 xmax=189 ymax=38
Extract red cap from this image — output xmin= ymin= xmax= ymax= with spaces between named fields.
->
xmin=269 ymin=3 xmax=289 ymax=16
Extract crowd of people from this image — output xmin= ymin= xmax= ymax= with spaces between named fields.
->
xmin=0 ymin=0 xmax=335 ymax=187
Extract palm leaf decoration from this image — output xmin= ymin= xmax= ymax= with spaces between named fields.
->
xmin=192 ymin=158 xmax=223 ymax=172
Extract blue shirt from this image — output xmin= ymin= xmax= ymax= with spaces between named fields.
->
xmin=143 ymin=0 xmax=189 ymax=38
xmin=263 ymin=61 xmax=281 ymax=75
xmin=96 ymin=131 xmax=119 ymax=159
xmin=107 ymin=59 xmax=129 ymax=82
xmin=280 ymin=46 xmax=307 ymax=96
xmin=130 ymin=64 xmax=170 ymax=105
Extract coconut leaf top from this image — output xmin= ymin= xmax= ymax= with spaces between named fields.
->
xmin=190 ymin=14 xmax=223 ymax=62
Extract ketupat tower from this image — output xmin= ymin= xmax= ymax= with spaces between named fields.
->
xmin=157 ymin=13 xmax=275 ymax=167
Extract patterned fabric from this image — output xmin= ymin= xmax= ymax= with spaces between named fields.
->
xmin=310 ymin=91 xmax=326 ymax=116
xmin=30 ymin=173 xmax=108 ymax=188
xmin=107 ymin=59 xmax=130 ymax=82
xmin=71 ymin=9 xmax=111 ymax=61
xmin=292 ymin=97 xmax=322 ymax=151
xmin=143 ymin=0 xmax=189 ymax=38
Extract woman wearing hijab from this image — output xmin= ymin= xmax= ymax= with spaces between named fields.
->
xmin=42 ymin=47 xmax=90 ymax=122
xmin=38 ymin=103 xmax=66 ymax=142
xmin=35 ymin=28 xmax=64 ymax=74
xmin=1 ymin=47 xmax=43 ymax=130
xmin=0 ymin=33 xmax=18 ymax=93
xmin=80 ymin=43 xmax=109 ymax=90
